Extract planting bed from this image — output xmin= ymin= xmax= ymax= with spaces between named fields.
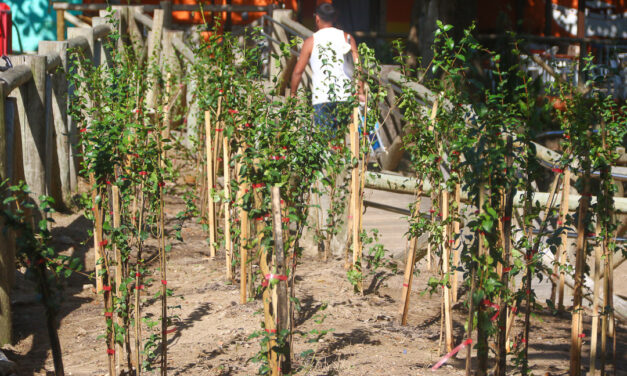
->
xmin=3 ymin=178 xmax=625 ymax=375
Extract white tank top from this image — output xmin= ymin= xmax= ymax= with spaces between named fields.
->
xmin=310 ymin=27 xmax=352 ymax=105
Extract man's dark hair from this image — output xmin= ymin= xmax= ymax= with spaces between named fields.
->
xmin=315 ymin=3 xmax=337 ymax=23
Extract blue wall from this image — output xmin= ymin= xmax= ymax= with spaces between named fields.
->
xmin=5 ymin=0 xmax=81 ymax=53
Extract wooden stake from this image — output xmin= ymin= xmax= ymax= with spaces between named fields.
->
xmin=112 ymin=184 xmax=123 ymax=374
xmin=204 ymin=110 xmax=216 ymax=258
xmin=224 ymin=136 xmax=232 ymax=280
xmin=451 ymin=183 xmax=461 ymax=303
xmin=399 ymin=186 xmax=423 ymax=325
xmin=441 ymin=190 xmax=453 ymax=353
xmin=476 ymin=186 xmax=488 ymax=376
xmin=271 ymin=186 xmax=291 ymax=373
xmin=570 ymin=155 xmax=591 ymax=376
xmin=238 ymin=159 xmax=249 ymax=303
xmin=495 ymin=137 xmax=514 ymax=376
xmin=557 ymin=168 xmax=571 ymax=310
xmin=350 ymin=107 xmax=362 ymax=293
xmin=91 ymin=177 xmax=104 ymax=293
xmin=590 ymin=220 xmax=602 ymax=375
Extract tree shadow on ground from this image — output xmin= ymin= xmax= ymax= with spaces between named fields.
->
xmin=315 ymin=328 xmax=382 ymax=366
xmin=8 ymin=214 xmax=93 ymax=375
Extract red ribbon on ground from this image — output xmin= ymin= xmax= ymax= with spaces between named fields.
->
xmin=431 ymin=338 xmax=473 ymax=370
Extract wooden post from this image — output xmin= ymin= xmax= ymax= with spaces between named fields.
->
xmin=39 ymin=41 xmax=72 ymax=207
xmin=557 ymin=168 xmax=571 ymax=310
xmin=145 ymin=9 xmax=165 ymax=109
xmin=0 ymin=83 xmax=12 ymax=346
xmin=9 ymin=55 xmax=47 ymax=203
xmin=67 ymin=27 xmax=95 ymax=193
xmin=223 ymin=135 xmax=233 ymax=280
xmin=205 ymin=110 xmax=216 ymax=258
xmin=269 ymin=9 xmax=293 ymax=83
xmin=128 ymin=7 xmax=144 ymax=59
xmin=56 ymin=10 xmax=65 ymax=41
xmin=350 ymin=107 xmax=362 ymax=293
xmin=441 ymin=190 xmax=453 ymax=353
xmin=271 ymin=186 xmax=290 ymax=373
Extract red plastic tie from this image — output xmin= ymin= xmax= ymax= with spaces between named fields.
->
xmin=161 ymin=280 xmax=167 ymax=285
xmin=104 ymin=312 xmax=113 ymax=318
xmin=215 ymin=128 xmax=223 ymax=132
xmin=107 ymin=349 xmax=115 ymax=355
xmin=431 ymin=338 xmax=473 ymax=370
xmin=402 ymin=283 xmax=409 ymax=287
xmin=552 ymin=168 xmax=564 ymax=173
xmin=165 ymin=328 xmax=177 ymax=334
xmin=139 ymin=171 xmax=147 ymax=176
xmin=103 ymin=285 xmax=112 ymax=292
xmin=578 ymin=333 xmax=585 ymax=338
xmin=99 ymin=240 xmax=108 ymax=247
xmin=228 ymin=109 xmax=239 ymax=114
xmin=265 ymin=274 xmax=288 ymax=282
xmin=265 ymin=329 xmax=277 ymax=333
xmin=136 ymin=285 xmax=144 ymax=290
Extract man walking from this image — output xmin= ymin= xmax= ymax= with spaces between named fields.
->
xmin=290 ymin=3 xmax=363 ymax=132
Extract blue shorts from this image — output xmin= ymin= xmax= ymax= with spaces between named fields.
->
xmin=313 ymin=102 xmax=350 ymax=137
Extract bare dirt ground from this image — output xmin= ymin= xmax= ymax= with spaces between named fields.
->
xmin=2 ymin=182 xmax=626 ymax=376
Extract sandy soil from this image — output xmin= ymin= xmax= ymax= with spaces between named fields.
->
xmin=2 ymin=182 xmax=626 ymax=376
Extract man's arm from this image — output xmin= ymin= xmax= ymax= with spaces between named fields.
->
xmin=290 ymin=36 xmax=313 ymax=97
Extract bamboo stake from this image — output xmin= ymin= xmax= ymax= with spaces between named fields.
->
xmin=205 ymin=110 xmax=216 ymax=258
xmin=590 ymin=220 xmax=602 ymax=375
xmin=557 ymin=168 xmax=571 ymax=310
xmin=350 ymin=107 xmax=362 ymax=293
xmin=224 ymin=136 xmax=233 ymax=280
xmin=441 ymin=190 xmax=453 ymax=353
